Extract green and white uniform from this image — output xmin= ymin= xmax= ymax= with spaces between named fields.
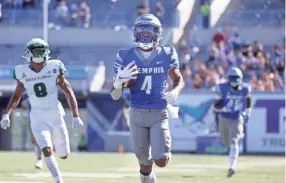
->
xmin=14 ymin=60 xmax=70 ymax=157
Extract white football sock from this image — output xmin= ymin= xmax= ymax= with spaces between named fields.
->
xmin=229 ymin=144 xmax=239 ymax=169
xmin=33 ymin=144 xmax=42 ymax=159
xmin=140 ymin=171 xmax=156 ymax=183
xmin=44 ymin=155 xmax=63 ymax=183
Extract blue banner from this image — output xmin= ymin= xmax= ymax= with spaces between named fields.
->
xmin=0 ymin=65 xmax=88 ymax=80
xmin=0 ymin=67 xmax=14 ymax=80
xmin=65 ymin=66 xmax=88 ymax=80
xmin=87 ymin=93 xmax=128 ymax=151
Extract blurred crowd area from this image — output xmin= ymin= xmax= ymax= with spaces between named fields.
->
xmin=0 ymin=0 xmax=283 ymax=28
xmin=0 ymin=0 xmax=284 ymax=93
xmin=0 ymin=0 xmax=35 ymax=9
xmin=177 ymin=28 xmax=285 ymax=92
xmin=0 ymin=0 xmax=92 ymax=29
xmin=0 ymin=0 xmax=173 ymax=28
xmin=50 ymin=0 xmax=92 ymax=29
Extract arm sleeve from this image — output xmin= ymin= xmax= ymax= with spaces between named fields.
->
xmin=113 ymin=50 xmax=124 ymax=74
xmin=169 ymin=47 xmax=179 ymax=70
xmin=59 ymin=61 xmax=67 ymax=75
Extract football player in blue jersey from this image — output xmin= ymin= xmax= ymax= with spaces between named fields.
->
xmin=110 ymin=13 xmax=185 ymax=183
xmin=214 ymin=67 xmax=252 ymax=177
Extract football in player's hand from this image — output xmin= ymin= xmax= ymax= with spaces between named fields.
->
xmin=123 ymin=63 xmax=138 ymax=89
xmin=123 ymin=79 xmax=136 ymax=88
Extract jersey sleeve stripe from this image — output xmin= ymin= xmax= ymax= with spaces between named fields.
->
xmin=170 ymin=59 xmax=177 ymax=64
xmin=114 ymin=62 xmax=122 ymax=67
xmin=171 ymin=54 xmax=177 ymax=60
xmin=170 ymin=63 xmax=177 ymax=67
xmin=116 ymin=53 xmax=123 ymax=62
xmin=169 ymin=47 xmax=179 ymax=70
xmin=113 ymin=59 xmax=123 ymax=73
xmin=59 ymin=68 xmax=66 ymax=75
xmin=13 ymin=69 xmax=17 ymax=80
xmin=169 ymin=63 xmax=179 ymax=69
xmin=58 ymin=61 xmax=67 ymax=75
xmin=113 ymin=65 xmax=122 ymax=73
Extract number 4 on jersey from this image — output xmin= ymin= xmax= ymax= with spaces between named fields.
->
xmin=141 ymin=75 xmax=152 ymax=94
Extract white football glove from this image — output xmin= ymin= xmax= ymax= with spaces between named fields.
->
xmin=163 ymin=90 xmax=179 ymax=105
xmin=72 ymin=117 xmax=84 ymax=129
xmin=1 ymin=114 xmax=10 ymax=130
xmin=113 ymin=62 xmax=138 ymax=89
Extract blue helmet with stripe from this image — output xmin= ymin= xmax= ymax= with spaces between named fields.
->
xmin=227 ymin=67 xmax=243 ymax=88
xmin=133 ymin=13 xmax=163 ymax=50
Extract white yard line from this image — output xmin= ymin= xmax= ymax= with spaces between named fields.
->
xmin=115 ymin=160 xmax=284 ymax=173
xmin=115 ymin=167 xmax=202 ymax=173
xmin=14 ymin=172 xmax=137 ymax=179
xmin=11 ymin=160 xmax=284 ymax=180
xmin=0 ymin=182 xmax=44 ymax=183
xmin=171 ymin=160 xmax=284 ymax=169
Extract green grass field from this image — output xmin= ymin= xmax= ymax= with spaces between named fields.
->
xmin=0 ymin=152 xmax=284 ymax=183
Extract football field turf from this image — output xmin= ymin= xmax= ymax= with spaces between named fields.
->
xmin=0 ymin=152 xmax=284 ymax=183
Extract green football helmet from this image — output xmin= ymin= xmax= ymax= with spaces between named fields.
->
xmin=23 ymin=38 xmax=50 ymax=63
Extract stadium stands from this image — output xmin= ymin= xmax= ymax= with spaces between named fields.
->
xmin=1 ymin=0 xmax=177 ymax=27
xmin=217 ymin=0 xmax=284 ymax=26
xmin=0 ymin=0 xmax=284 ymax=92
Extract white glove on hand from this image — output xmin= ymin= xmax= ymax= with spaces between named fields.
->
xmin=1 ymin=114 xmax=10 ymax=130
xmin=113 ymin=62 xmax=138 ymax=89
xmin=72 ymin=117 xmax=84 ymax=129
xmin=164 ymin=90 xmax=179 ymax=105
xmin=167 ymin=103 xmax=179 ymax=118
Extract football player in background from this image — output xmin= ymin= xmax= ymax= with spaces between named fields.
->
xmin=110 ymin=14 xmax=185 ymax=183
xmin=213 ymin=67 xmax=252 ymax=177
xmin=0 ymin=38 xmax=84 ymax=183
xmin=21 ymin=95 xmax=43 ymax=169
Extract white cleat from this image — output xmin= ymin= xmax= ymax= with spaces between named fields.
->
xmin=34 ymin=160 xmax=43 ymax=169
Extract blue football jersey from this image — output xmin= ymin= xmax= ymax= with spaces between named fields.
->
xmin=216 ymin=82 xmax=251 ymax=119
xmin=113 ymin=46 xmax=179 ymax=109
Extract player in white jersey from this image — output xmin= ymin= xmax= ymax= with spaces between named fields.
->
xmin=0 ymin=38 xmax=84 ymax=183
xmin=21 ymin=96 xmax=43 ymax=169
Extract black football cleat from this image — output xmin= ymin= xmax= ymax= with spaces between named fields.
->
xmin=227 ymin=168 xmax=235 ymax=178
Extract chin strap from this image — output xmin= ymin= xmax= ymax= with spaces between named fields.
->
xmin=230 ymin=84 xmax=242 ymax=91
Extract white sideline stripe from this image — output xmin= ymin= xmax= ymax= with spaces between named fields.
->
xmin=115 ymin=167 xmax=202 ymax=173
xmin=172 ymin=161 xmax=283 ymax=169
xmin=14 ymin=172 xmax=137 ymax=179
xmin=116 ymin=160 xmax=284 ymax=172
xmin=0 ymin=182 xmax=44 ymax=183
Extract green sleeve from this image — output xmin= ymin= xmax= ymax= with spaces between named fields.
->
xmin=13 ymin=69 xmax=18 ymax=80
xmin=59 ymin=62 xmax=66 ymax=75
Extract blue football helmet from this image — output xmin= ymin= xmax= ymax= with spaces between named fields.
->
xmin=133 ymin=13 xmax=163 ymax=50
xmin=227 ymin=67 xmax=243 ymax=88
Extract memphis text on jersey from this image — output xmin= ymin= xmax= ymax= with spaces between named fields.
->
xmin=137 ymin=67 xmax=164 ymax=74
